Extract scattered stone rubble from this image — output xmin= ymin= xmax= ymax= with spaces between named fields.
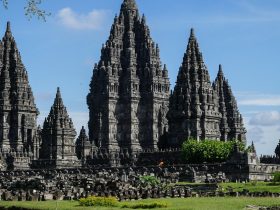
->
xmin=0 ymin=166 xmax=278 ymax=201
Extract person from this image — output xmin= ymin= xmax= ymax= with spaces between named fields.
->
xmin=158 ymin=160 xmax=164 ymax=168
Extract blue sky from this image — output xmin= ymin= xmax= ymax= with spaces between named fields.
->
xmin=0 ymin=0 xmax=280 ymax=155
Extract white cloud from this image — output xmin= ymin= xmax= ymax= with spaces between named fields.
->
xmin=239 ymin=98 xmax=280 ymax=106
xmin=249 ymin=111 xmax=280 ymax=126
xmin=203 ymin=2 xmax=280 ymax=24
xmin=69 ymin=112 xmax=89 ymax=133
xmin=57 ymin=7 xmax=108 ymax=30
xmin=35 ymin=92 xmax=52 ymax=102
xmin=244 ymin=113 xmax=280 ymax=155
xmin=236 ymin=92 xmax=280 ymax=106
xmin=247 ymin=126 xmax=264 ymax=144
xmin=37 ymin=111 xmax=48 ymax=127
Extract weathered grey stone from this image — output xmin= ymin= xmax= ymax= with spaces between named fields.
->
xmin=37 ymin=88 xmax=80 ymax=168
xmin=87 ymin=0 xmax=170 ymax=154
xmin=0 ymin=22 xmax=39 ymax=170
xmin=213 ymin=65 xmax=246 ymax=142
xmin=167 ymin=29 xmax=246 ymax=147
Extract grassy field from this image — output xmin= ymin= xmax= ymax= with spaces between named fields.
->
xmin=0 ymin=197 xmax=280 ymax=210
xmin=219 ymin=182 xmax=280 ymax=193
xmin=174 ymin=181 xmax=280 ymax=193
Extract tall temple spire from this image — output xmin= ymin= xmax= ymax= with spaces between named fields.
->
xmin=76 ymin=126 xmax=92 ymax=161
xmin=88 ymin=0 xmax=170 ymax=153
xmin=40 ymin=88 xmax=79 ymax=167
xmin=168 ymin=29 xmax=221 ymax=147
xmin=40 ymin=88 xmax=76 ymax=160
xmin=213 ymin=65 xmax=246 ymax=142
xmin=0 ymin=21 xmax=38 ymax=152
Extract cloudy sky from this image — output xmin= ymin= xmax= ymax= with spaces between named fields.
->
xmin=0 ymin=0 xmax=279 ymax=155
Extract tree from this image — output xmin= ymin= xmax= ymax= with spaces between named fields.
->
xmin=275 ymin=140 xmax=280 ymax=158
xmin=0 ymin=0 xmax=50 ymax=21
xmin=182 ymin=139 xmax=246 ymax=164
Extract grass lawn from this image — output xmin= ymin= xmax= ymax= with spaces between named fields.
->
xmin=0 ymin=197 xmax=280 ymax=210
xmin=218 ymin=182 xmax=280 ymax=193
xmin=174 ymin=181 xmax=280 ymax=193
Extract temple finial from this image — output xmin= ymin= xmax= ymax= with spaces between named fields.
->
xmin=163 ymin=64 xmax=167 ymax=71
xmin=218 ymin=64 xmax=224 ymax=78
xmin=5 ymin=21 xmax=12 ymax=37
xmin=56 ymin=87 xmax=61 ymax=95
xmin=121 ymin=0 xmax=138 ymax=11
xmin=54 ymin=87 xmax=63 ymax=106
xmin=190 ymin=28 xmax=195 ymax=38
xmin=187 ymin=28 xmax=198 ymax=45
xmin=142 ymin=14 xmax=146 ymax=24
xmin=6 ymin=21 xmax=11 ymax=32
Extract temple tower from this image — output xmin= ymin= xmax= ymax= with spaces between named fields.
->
xmin=168 ymin=29 xmax=222 ymax=147
xmin=87 ymin=0 xmax=170 ymax=152
xmin=40 ymin=88 xmax=79 ymax=167
xmin=0 ymin=22 xmax=38 ymax=152
xmin=213 ymin=65 xmax=246 ymax=142
xmin=76 ymin=126 xmax=92 ymax=160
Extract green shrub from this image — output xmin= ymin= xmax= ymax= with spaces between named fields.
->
xmin=122 ymin=201 xmax=168 ymax=209
xmin=182 ymin=140 xmax=245 ymax=164
xmin=79 ymin=196 xmax=118 ymax=207
xmin=140 ymin=175 xmax=160 ymax=187
xmin=273 ymin=172 xmax=280 ymax=182
xmin=250 ymin=180 xmax=257 ymax=186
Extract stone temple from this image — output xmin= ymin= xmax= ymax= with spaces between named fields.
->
xmin=168 ymin=30 xmax=246 ymax=147
xmin=0 ymin=22 xmax=38 ymax=154
xmin=87 ymin=0 xmax=246 ymax=152
xmin=87 ymin=0 xmax=170 ymax=152
xmin=0 ymin=0 xmax=277 ymax=183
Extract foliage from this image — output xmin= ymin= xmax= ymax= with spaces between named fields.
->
xmin=0 ymin=0 xmax=50 ymax=21
xmin=122 ymin=201 xmax=168 ymax=209
xmin=182 ymin=139 xmax=245 ymax=164
xmin=79 ymin=196 xmax=118 ymax=207
xmin=275 ymin=140 xmax=280 ymax=157
xmin=0 ymin=0 xmax=8 ymax=8
xmin=247 ymin=144 xmax=255 ymax=153
xmin=273 ymin=172 xmax=280 ymax=182
xmin=140 ymin=175 xmax=160 ymax=187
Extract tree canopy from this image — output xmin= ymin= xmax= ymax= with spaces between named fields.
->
xmin=1 ymin=0 xmax=50 ymax=21
xmin=275 ymin=140 xmax=280 ymax=158
xmin=182 ymin=139 xmax=246 ymax=164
